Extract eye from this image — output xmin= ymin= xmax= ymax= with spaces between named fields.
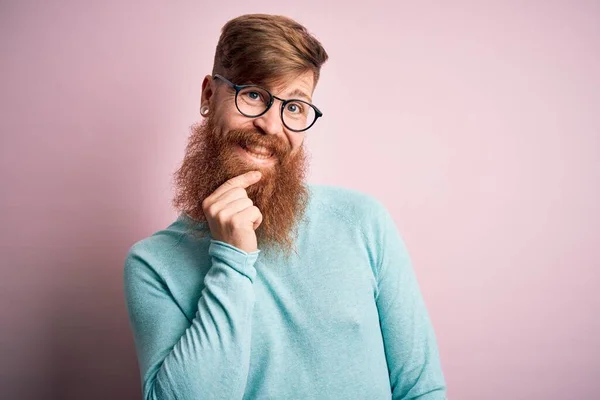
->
xmin=246 ymin=91 xmax=262 ymax=101
xmin=286 ymin=102 xmax=304 ymax=114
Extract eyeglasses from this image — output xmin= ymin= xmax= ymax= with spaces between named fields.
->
xmin=213 ymin=74 xmax=323 ymax=132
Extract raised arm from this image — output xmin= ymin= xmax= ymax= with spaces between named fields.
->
xmin=124 ymin=239 xmax=259 ymax=400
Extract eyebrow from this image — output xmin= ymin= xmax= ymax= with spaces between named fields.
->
xmin=243 ymin=79 xmax=313 ymax=103
xmin=281 ymin=88 xmax=312 ymax=103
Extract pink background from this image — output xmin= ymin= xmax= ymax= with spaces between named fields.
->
xmin=1 ymin=1 xmax=599 ymax=399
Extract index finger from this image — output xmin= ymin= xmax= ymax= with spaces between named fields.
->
xmin=209 ymin=170 xmax=262 ymax=201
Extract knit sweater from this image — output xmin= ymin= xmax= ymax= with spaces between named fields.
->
xmin=123 ymin=184 xmax=447 ymax=399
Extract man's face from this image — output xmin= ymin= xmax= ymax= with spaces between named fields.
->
xmin=176 ymin=71 xmax=316 ymax=256
xmin=205 ymin=70 xmax=314 ymax=162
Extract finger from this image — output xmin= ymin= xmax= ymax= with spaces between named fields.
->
xmin=208 ymin=171 xmax=262 ymax=202
xmin=214 ymin=198 xmax=254 ymax=221
xmin=252 ymin=212 xmax=263 ymax=230
xmin=235 ymin=205 xmax=263 ymax=230
xmin=213 ymin=186 xmax=251 ymax=205
xmin=208 ymin=187 xmax=254 ymax=217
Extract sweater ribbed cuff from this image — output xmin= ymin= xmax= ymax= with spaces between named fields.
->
xmin=208 ymin=239 xmax=260 ymax=281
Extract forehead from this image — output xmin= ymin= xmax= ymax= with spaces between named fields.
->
xmin=264 ymin=71 xmax=315 ymax=101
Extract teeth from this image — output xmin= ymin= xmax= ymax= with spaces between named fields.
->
xmin=248 ymin=152 xmax=271 ymax=160
xmin=244 ymin=145 xmax=273 ymax=158
xmin=247 ymin=146 xmax=270 ymax=155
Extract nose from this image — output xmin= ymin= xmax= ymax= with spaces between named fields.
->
xmin=253 ymin=101 xmax=284 ymax=136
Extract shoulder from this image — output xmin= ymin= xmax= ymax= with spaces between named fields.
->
xmin=306 ymin=184 xmax=405 ymax=284
xmin=306 ymin=182 xmax=404 ymax=246
xmin=123 ymin=215 xmax=206 ymax=284
xmin=307 ymin=183 xmax=390 ymax=226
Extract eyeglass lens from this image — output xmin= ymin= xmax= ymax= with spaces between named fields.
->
xmin=236 ymin=86 xmax=316 ymax=131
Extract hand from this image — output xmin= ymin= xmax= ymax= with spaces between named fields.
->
xmin=201 ymin=171 xmax=263 ymax=253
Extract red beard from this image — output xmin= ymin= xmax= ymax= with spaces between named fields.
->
xmin=172 ymin=114 xmax=310 ymax=258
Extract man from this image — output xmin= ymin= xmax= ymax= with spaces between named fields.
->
xmin=124 ymin=13 xmax=447 ymax=400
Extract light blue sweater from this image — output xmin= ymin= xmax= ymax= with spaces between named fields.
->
xmin=124 ymin=184 xmax=447 ymax=399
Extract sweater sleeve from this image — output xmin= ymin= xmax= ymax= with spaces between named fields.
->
xmin=372 ymin=203 xmax=447 ymax=399
xmin=123 ymin=239 xmax=259 ymax=400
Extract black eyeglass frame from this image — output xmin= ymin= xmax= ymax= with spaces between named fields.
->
xmin=212 ymin=74 xmax=323 ymax=132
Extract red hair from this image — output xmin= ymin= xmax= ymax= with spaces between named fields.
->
xmin=212 ymin=14 xmax=329 ymax=87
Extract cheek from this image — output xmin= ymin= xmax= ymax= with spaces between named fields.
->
xmin=223 ymin=109 xmax=254 ymax=130
xmin=211 ymin=93 xmax=246 ymax=130
xmin=213 ymin=112 xmax=246 ymax=135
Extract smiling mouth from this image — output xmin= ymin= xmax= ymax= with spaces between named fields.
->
xmin=241 ymin=144 xmax=275 ymax=160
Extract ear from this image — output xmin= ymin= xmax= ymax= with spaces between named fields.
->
xmin=200 ymin=75 xmax=215 ymax=109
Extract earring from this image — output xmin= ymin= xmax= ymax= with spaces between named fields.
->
xmin=200 ymin=105 xmax=209 ymax=116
